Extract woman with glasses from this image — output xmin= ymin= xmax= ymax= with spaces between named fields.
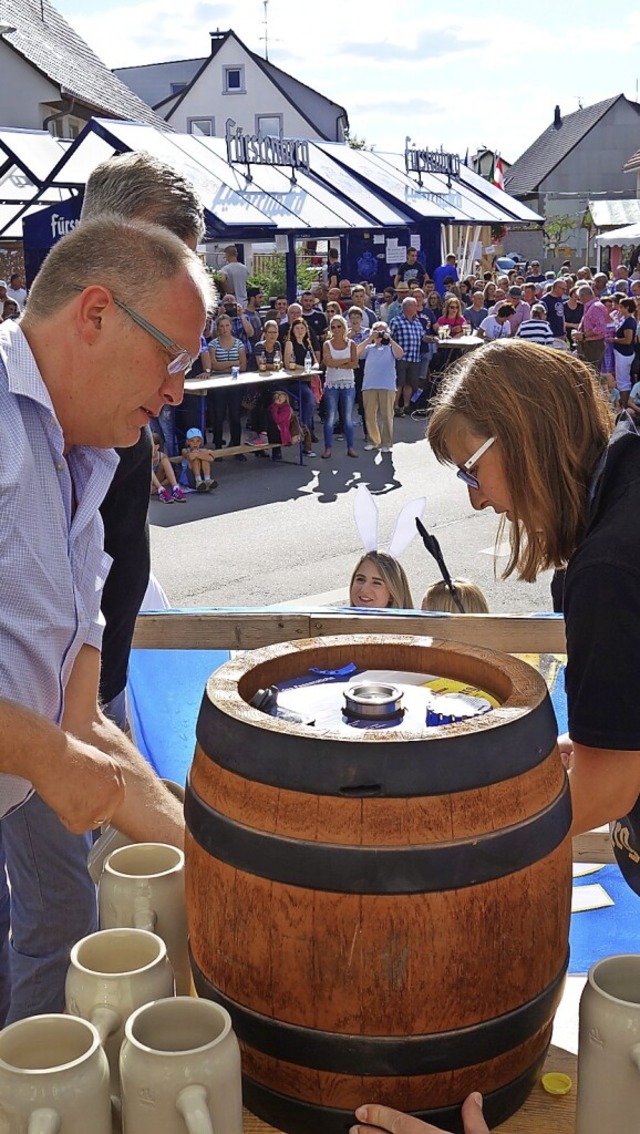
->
xmin=321 ymin=315 xmax=358 ymax=459
xmin=436 ymin=296 xmax=465 ymax=338
xmin=208 ymin=313 xmax=247 ymax=459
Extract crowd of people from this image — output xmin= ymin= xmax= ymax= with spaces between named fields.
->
xmin=152 ymin=246 xmax=640 ymax=504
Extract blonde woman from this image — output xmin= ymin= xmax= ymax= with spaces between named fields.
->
xmin=322 ymin=314 xmax=358 ymax=458
xmin=349 ymin=552 xmax=413 ymax=608
xmin=436 ymin=296 xmax=465 ymax=338
xmin=421 ymin=578 xmax=489 ymax=613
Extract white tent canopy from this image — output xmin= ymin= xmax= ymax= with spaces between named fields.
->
xmin=595 ymin=222 xmax=640 ymax=247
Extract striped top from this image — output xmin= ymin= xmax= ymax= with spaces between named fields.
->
xmin=516 ymin=319 xmax=554 ymax=346
xmin=211 ymin=337 xmax=243 ymax=365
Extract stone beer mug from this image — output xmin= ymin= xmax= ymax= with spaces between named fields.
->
xmin=87 ymin=779 xmax=186 ymax=884
xmin=99 ymin=842 xmax=190 ymax=995
xmin=577 ymin=953 xmax=640 ymax=1134
xmin=0 ymin=1015 xmax=111 ymax=1134
xmin=119 ymin=997 xmax=243 ymax=1134
xmin=65 ymin=927 xmax=175 ymax=1098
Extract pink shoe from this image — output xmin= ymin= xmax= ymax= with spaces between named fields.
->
xmin=157 ymin=486 xmax=173 ymax=503
xmin=171 ymin=485 xmax=187 ymax=501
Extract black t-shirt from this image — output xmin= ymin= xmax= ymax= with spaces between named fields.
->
xmin=302 ymin=309 xmax=328 ymax=340
xmin=327 ymin=260 xmax=341 ymax=285
xmin=99 ymin=427 xmax=152 ymax=705
xmin=613 ymin=316 xmax=638 ymax=356
xmin=563 ymin=415 xmax=640 ymax=892
xmin=526 ymin=273 xmax=545 ymax=283
xmin=396 ymin=261 xmax=425 ymax=286
xmin=279 ymin=322 xmax=320 ymax=353
xmin=541 ymin=293 xmax=565 ymax=337
xmin=563 ymin=301 xmax=583 ymax=329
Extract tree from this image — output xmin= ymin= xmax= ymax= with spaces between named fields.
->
xmin=543 ymin=214 xmax=577 ymax=252
xmin=344 ymin=129 xmax=373 ymax=151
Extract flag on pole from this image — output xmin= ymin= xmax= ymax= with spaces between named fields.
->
xmin=493 ymin=154 xmax=505 ymax=191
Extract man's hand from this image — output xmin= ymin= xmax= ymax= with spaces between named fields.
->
xmin=351 ymin=1094 xmax=487 ymax=1134
xmin=31 ymin=736 xmax=125 ymax=834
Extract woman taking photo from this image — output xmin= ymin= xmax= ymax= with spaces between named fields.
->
xmin=322 ymin=314 xmax=358 ymax=459
xmin=208 ymin=312 xmax=247 ymax=458
xmin=353 ymin=339 xmax=640 ymax=1134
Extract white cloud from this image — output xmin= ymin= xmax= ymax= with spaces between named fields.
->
xmin=56 ymin=0 xmax=640 ymax=161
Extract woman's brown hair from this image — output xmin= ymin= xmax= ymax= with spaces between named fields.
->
xmin=427 ymin=340 xmax=613 ymax=582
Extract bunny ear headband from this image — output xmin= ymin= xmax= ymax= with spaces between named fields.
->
xmin=353 ymin=484 xmax=426 ymax=559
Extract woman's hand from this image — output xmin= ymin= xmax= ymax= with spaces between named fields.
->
xmin=351 ymin=1094 xmax=487 ymax=1134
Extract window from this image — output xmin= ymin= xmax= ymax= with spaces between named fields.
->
xmin=188 ymin=117 xmax=215 ymax=137
xmin=256 ymin=114 xmax=283 ymax=139
xmin=170 ymin=82 xmax=187 ymax=95
xmin=223 ymin=65 xmax=245 ymax=94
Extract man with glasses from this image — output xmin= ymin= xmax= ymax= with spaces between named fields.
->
xmin=0 ymin=213 xmax=212 ymax=1024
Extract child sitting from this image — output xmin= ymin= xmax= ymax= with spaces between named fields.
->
xmin=181 ymin=428 xmax=217 ymax=493
xmin=421 ymin=578 xmax=489 ymax=613
xmin=269 ymin=389 xmax=302 ymax=447
xmin=151 ymin=433 xmax=186 ymax=503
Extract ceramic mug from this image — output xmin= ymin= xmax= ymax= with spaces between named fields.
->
xmin=65 ymin=927 xmax=175 ymax=1098
xmin=87 ymin=779 xmax=186 ymax=884
xmin=120 ymin=996 xmax=243 ymax=1134
xmin=0 ymin=1014 xmax=111 ymax=1134
xmin=577 ymin=953 xmax=640 ymax=1133
xmin=99 ymin=842 xmax=190 ymax=995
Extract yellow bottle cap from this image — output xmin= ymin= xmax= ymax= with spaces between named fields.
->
xmin=541 ymin=1072 xmax=573 ymax=1096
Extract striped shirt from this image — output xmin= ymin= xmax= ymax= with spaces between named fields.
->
xmin=0 ymin=321 xmax=117 ymax=816
xmin=211 ymin=337 xmax=243 ymax=365
xmin=516 ymin=319 xmax=554 ymax=346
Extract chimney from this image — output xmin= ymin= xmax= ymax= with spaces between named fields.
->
xmin=553 ymin=105 xmax=562 ymax=130
xmin=210 ymin=29 xmax=226 ymax=53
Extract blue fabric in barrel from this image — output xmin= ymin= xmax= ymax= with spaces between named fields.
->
xmin=570 ymin=864 xmax=640 ymax=973
xmin=126 ymin=649 xmax=230 ymax=785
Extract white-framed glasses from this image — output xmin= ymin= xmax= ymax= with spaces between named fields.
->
xmin=72 ymin=285 xmax=196 ymax=375
xmin=456 ymin=436 xmax=496 ymax=490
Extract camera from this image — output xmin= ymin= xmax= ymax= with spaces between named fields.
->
xmin=377 ymin=331 xmax=390 ymax=344
xmin=224 ymin=303 xmax=238 ymax=316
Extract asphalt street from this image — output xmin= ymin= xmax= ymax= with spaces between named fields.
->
xmin=149 ymin=412 xmax=555 ymax=614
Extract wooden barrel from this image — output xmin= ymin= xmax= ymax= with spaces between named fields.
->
xmin=185 ymin=635 xmax=571 ymax=1134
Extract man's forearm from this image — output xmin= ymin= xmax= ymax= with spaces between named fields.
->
xmin=88 ymin=712 xmax=185 ymax=847
xmin=0 ymin=697 xmax=68 ymax=781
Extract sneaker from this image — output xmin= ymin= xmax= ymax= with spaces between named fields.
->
xmin=381 ymin=446 xmax=393 ymax=453
xmin=246 ymin=433 xmax=268 ymax=447
xmin=205 ymin=479 xmax=218 ymax=491
xmin=363 ymin=441 xmax=376 ymax=451
xmin=171 ymin=485 xmax=186 ymax=502
xmin=196 ymin=481 xmax=208 ymax=493
xmin=157 ymin=486 xmax=172 ymax=503
xmin=393 ymin=407 xmax=404 ymax=418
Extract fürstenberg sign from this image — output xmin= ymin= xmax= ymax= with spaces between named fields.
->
xmin=225 ymin=119 xmax=310 ymax=173
xmin=405 ymin=147 xmax=461 ymax=178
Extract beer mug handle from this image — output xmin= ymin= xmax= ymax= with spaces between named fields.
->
xmin=176 ymin=1084 xmax=214 ymax=1134
xmin=28 ymin=1108 xmax=61 ymax=1134
xmin=90 ymin=1005 xmax=122 ymax=1045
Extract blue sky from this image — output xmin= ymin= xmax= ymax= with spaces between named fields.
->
xmin=55 ymin=0 xmax=640 ymax=163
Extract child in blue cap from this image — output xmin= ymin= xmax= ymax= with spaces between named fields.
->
xmin=181 ymin=428 xmax=217 ymax=492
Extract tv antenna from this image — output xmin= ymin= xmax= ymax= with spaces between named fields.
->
xmin=260 ymin=0 xmax=270 ymax=60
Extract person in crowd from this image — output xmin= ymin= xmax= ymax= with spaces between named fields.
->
xmin=181 ymin=427 xmax=217 ymax=492
xmin=338 ymin=278 xmax=353 ymax=309
xmin=279 ymin=312 xmax=319 ymax=436
xmin=347 ymin=307 xmax=370 ymax=428
xmin=253 ymin=319 xmax=281 ymax=369
xmin=427 ymin=290 xmax=442 ymax=318
xmin=219 ymin=244 xmax=250 ymax=306
xmin=325 ymin=300 xmax=342 ymax=323
xmin=284 ymin=316 xmax=320 ymax=369
xmin=576 ymin=265 xmax=592 ymax=281
xmin=477 ymin=303 xmax=513 ymax=341
xmin=378 ymin=287 xmax=395 ymax=323
xmin=357 ymin=321 xmax=404 ymax=452
xmin=414 ymin=288 xmax=438 ymax=393
xmin=464 ymin=290 xmax=488 ymax=332
xmin=268 ymin=388 xmax=302 ymax=449
xmin=540 ymin=278 xmax=567 ymax=349
xmin=327 ymin=247 xmax=341 ymax=289
xmin=394 ymin=247 xmax=425 ymax=288
xmin=219 ymin=292 xmax=256 ymax=362
xmin=436 ymin=296 xmax=465 ymax=337
xmin=515 ymin=303 xmax=554 ymax=346
xmin=349 ymin=552 xmax=413 ymax=608
xmin=574 ymin=284 xmax=608 ymax=371
xmin=612 ymin=297 xmax=638 ymax=408
xmin=608 ymin=265 xmax=631 ymax=296
xmin=243 ymin=286 xmax=264 ymax=342
xmin=600 ymin=296 xmax=618 ymax=383
xmin=0 ymin=214 xmax=209 ymax=1024
xmin=6 ymin=273 xmax=27 ymax=308
xmin=428 ymin=338 xmax=640 ymax=897
xmin=482 ymin=281 xmax=497 ymax=309
xmin=505 ymin=286 xmax=530 ymax=334
xmin=350 ymin=285 xmax=376 ymax=329
xmin=386 ymin=282 xmax=410 ymax=322
xmin=274 ymin=295 xmax=289 ymax=324
xmin=151 ymin=433 xmax=187 ymax=501
xmin=208 ymin=312 xmax=247 ymax=459
xmin=422 ymin=578 xmax=489 ymax=613
xmin=1 ymin=299 xmax=19 ymax=321
xmin=390 ymin=295 xmax=425 ymax=416
xmin=592 ymin=272 xmax=609 ymax=299
xmin=564 ymin=285 xmax=584 ymax=344
xmin=433 ymin=253 xmax=459 ymax=298
xmin=525 ymin=260 xmax=545 ymax=283
xmin=321 ymin=314 xmax=358 ymax=459
xmin=312 ymin=282 xmax=329 ymax=311
xmin=300 ymin=290 xmax=328 ymax=341
xmin=0 ymin=280 xmax=8 ymax=307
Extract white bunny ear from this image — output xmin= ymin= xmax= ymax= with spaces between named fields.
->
xmin=353 ymin=484 xmax=379 ymax=552
xmin=388 ymin=497 xmax=426 ymax=559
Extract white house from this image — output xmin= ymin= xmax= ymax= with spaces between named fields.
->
xmin=0 ymin=0 xmax=165 ymax=137
xmin=114 ymin=30 xmax=348 ymax=143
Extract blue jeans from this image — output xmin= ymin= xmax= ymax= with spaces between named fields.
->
xmin=323 ymin=385 xmax=355 ymax=449
xmin=0 ymin=793 xmax=97 ymax=1024
xmin=286 ymin=380 xmax=315 ymax=432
